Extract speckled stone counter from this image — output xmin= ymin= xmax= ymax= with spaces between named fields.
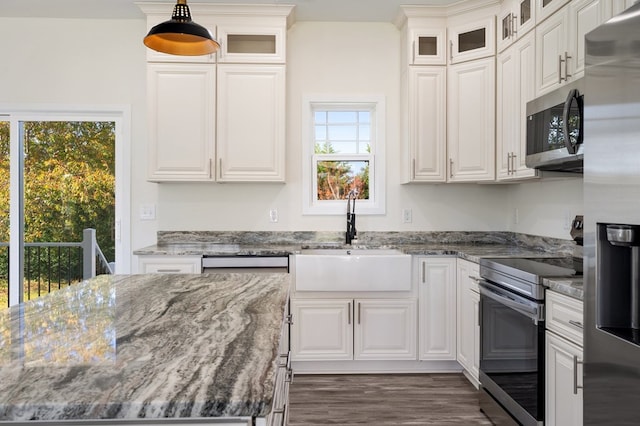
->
xmin=545 ymin=277 xmax=584 ymax=300
xmin=0 ymin=273 xmax=290 ymax=422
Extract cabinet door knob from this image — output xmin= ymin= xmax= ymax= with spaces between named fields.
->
xmin=449 ymin=158 xmax=454 ymax=179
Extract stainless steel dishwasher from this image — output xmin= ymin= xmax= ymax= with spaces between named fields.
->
xmin=202 ymin=256 xmax=289 ymax=273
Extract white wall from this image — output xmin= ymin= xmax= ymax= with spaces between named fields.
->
xmin=0 ymin=17 xmax=583 ymax=272
xmin=505 ymin=176 xmax=583 ymax=240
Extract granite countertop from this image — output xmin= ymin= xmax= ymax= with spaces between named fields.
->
xmin=133 ymin=242 xmax=563 ymax=262
xmin=0 ymin=273 xmax=290 ymax=422
xmin=544 ymin=277 xmax=584 ymax=300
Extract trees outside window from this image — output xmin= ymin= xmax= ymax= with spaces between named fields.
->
xmin=302 ymin=97 xmax=386 ymax=216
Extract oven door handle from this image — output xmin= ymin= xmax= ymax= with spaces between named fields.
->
xmin=479 ymin=279 xmax=544 ymax=324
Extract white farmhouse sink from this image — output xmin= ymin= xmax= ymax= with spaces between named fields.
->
xmin=294 ymin=249 xmax=412 ymax=292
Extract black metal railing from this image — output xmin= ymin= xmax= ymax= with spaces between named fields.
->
xmin=1 ymin=228 xmax=113 ymax=307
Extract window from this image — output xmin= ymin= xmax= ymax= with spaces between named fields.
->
xmin=302 ymin=96 xmax=385 ymax=215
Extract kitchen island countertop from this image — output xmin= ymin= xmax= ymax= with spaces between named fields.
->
xmin=0 ymin=273 xmax=290 ymax=423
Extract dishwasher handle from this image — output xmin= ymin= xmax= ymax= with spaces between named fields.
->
xmin=479 ymin=279 xmax=544 ymax=324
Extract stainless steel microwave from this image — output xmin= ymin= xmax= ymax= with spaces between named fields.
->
xmin=525 ymin=78 xmax=584 ymax=173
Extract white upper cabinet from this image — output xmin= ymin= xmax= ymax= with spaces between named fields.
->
xmin=410 ymin=27 xmax=448 ymax=65
xmin=216 ymin=64 xmax=286 ymax=182
xmin=568 ymin=0 xmax=608 ymax=79
xmin=405 ymin=66 xmax=447 ymax=182
xmin=535 ymin=4 xmax=569 ymax=95
xmin=536 ymin=0 xmax=609 ymax=96
xmin=497 ymin=31 xmax=538 ymax=181
xmin=537 ymin=0 xmax=571 ymax=23
xmin=147 ymin=63 xmax=216 ymax=182
xmin=140 ymin=4 xmax=292 ymax=183
xmin=216 ymin=25 xmax=286 ymax=63
xmin=497 ymin=0 xmax=535 ymax=52
xmin=447 ymin=56 xmax=496 ymax=182
xmin=448 ymin=14 xmax=496 ymax=64
xmin=397 ymin=9 xmax=448 ymax=66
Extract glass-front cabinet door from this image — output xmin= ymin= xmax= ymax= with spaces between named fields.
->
xmin=448 ymin=15 xmax=495 ymax=64
xmin=410 ymin=28 xmax=447 ymax=65
xmin=497 ymin=0 xmax=535 ymax=53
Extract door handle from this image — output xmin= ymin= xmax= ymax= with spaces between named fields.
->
xmin=358 ymin=302 xmax=361 ymax=325
xmin=348 ymin=302 xmax=351 ymax=325
xmin=449 ymin=158 xmax=454 ymax=179
xmin=573 ymin=356 xmax=583 ymax=394
xmin=564 ymin=51 xmax=572 ymax=80
xmin=507 ymin=152 xmax=512 ymax=174
xmin=511 ymin=153 xmax=517 ymax=174
xmin=450 ymin=40 xmax=454 ymax=61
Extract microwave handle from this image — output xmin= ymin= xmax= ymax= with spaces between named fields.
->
xmin=563 ymin=88 xmax=582 ymax=155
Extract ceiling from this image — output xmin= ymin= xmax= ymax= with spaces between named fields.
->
xmin=0 ymin=0 xmax=462 ymax=22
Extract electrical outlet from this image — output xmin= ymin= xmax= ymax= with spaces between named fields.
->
xmin=139 ymin=204 xmax=156 ymax=220
xmin=269 ymin=208 xmax=278 ymax=223
xmin=402 ymin=208 xmax=412 ymax=223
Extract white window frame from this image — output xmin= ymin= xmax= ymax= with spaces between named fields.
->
xmin=302 ymin=95 xmax=386 ymax=215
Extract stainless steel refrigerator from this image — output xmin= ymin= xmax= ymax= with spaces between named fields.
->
xmin=584 ymin=3 xmax=640 ymax=425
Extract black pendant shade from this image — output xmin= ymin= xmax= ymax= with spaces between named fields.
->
xmin=144 ymin=0 xmax=220 ymax=56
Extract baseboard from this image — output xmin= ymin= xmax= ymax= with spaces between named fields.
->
xmin=291 ymin=360 xmax=463 ymax=374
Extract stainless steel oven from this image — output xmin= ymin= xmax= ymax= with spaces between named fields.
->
xmin=478 ymin=257 xmax=581 ymax=426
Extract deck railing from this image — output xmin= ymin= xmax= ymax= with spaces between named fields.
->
xmin=1 ymin=228 xmax=113 ymax=306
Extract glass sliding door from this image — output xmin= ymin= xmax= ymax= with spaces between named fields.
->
xmin=22 ymin=121 xmax=115 ymax=300
xmin=0 ymin=111 xmax=124 ymax=308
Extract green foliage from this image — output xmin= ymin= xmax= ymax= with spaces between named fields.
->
xmin=0 ymin=120 xmax=115 ymax=307
xmin=314 ymin=142 xmax=369 ymax=201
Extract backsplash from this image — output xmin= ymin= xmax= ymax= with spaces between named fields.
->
xmin=156 ymin=231 xmax=581 ymax=258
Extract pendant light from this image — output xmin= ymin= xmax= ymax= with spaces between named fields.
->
xmin=143 ymin=0 xmax=220 ymax=56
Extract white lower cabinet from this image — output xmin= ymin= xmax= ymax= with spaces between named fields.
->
xmin=290 ymin=299 xmax=353 ymax=361
xmin=290 ymin=298 xmax=417 ymax=362
xmin=456 ymin=259 xmax=481 ymax=386
xmin=138 ymin=255 xmax=202 ymax=274
xmin=545 ymin=290 xmax=584 ymax=426
xmin=418 ymin=257 xmax=457 ymax=360
xmin=546 ymin=332 xmax=583 ymax=426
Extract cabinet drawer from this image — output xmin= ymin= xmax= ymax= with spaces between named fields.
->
xmin=546 ymin=290 xmax=583 ymax=347
xmin=138 ymin=256 xmax=202 ymax=274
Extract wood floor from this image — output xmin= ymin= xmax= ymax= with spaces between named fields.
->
xmin=288 ymin=373 xmax=492 ymax=425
